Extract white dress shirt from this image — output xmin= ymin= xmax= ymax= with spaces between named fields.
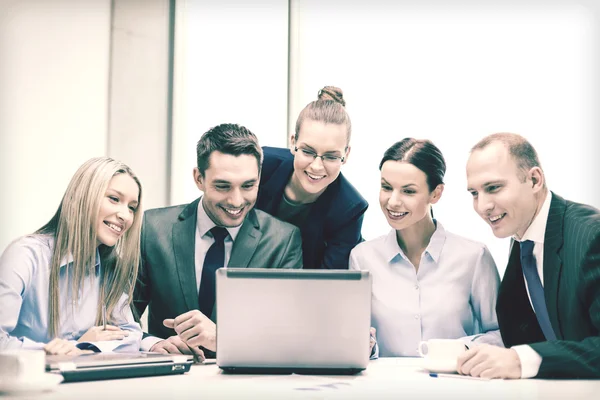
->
xmin=194 ymin=198 xmax=241 ymax=291
xmin=141 ymin=197 xmax=242 ymax=350
xmin=511 ymin=190 xmax=552 ymax=378
xmin=350 ymin=221 xmax=503 ymax=357
xmin=0 ymin=234 xmax=142 ymax=352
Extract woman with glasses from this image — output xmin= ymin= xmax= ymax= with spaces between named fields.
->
xmin=350 ymin=139 xmax=502 ymax=357
xmin=0 ymin=157 xmax=143 ymax=354
xmin=256 ymin=86 xmax=367 ymax=269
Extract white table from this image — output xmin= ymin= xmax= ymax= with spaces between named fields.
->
xmin=5 ymin=358 xmax=599 ymax=399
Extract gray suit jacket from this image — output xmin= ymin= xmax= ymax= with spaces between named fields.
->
xmin=497 ymin=193 xmax=600 ymax=378
xmin=133 ymin=198 xmax=303 ymax=341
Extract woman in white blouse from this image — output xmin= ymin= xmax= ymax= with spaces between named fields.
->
xmin=0 ymin=157 xmax=143 ymax=354
xmin=350 ymin=138 xmax=503 ymax=357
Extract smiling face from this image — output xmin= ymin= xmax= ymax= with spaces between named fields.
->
xmin=379 ymin=160 xmax=442 ymax=231
xmin=289 ymin=119 xmax=349 ymax=201
xmin=96 ymin=173 xmax=140 ymax=247
xmin=195 ymin=151 xmax=259 ymax=227
xmin=466 ymin=142 xmax=542 ymax=239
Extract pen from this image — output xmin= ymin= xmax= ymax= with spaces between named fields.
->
xmin=102 ymin=303 xmax=107 ymax=330
xmin=429 ymin=373 xmax=490 ymax=381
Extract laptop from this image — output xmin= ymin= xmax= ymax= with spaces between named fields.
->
xmin=45 ymin=352 xmax=193 ymax=382
xmin=216 ymin=268 xmax=371 ymax=374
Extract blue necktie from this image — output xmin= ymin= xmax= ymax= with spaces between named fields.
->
xmin=520 ymin=240 xmax=557 ymax=340
xmin=198 ymin=227 xmax=229 ymax=317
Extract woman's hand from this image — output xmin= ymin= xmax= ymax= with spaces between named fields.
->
xmin=369 ymin=327 xmax=377 ymax=355
xmin=44 ymin=338 xmax=89 ymax=355
xmin=78 ymin=325 xmax=130 ymax=342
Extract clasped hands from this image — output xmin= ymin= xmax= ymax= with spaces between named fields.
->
xmin=456 ymin=344 xmax=522 ymax=379
xmin=150 ymin=310 xmax=215 ymax=363
xmin=44 ymin=325 xmax=129 ymax=355
xmin=369 ymin=327 xmax=377 ymax=356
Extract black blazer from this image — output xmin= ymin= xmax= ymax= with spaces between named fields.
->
xmin=133 ymin=198 xmax=303 ymax=341
xmin=496 ymin=192 xmax=600 ymax=378
xmin=256 ymin=146 xmax=368 ymax=269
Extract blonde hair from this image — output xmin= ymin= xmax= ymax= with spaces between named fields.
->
xmin=294 ymin=86 xmax=352 ymax=147
xmin=36 ymin=157 xmax=143 ymax=338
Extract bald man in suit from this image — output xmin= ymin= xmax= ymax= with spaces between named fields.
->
xmin=134 ymin=124 xmax=302 ymax=359
xmin=459 ymin=132 xmax=600 ymax=379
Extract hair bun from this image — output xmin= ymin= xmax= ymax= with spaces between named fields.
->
xmin=317 ymin=86 xmax=345 ymax=107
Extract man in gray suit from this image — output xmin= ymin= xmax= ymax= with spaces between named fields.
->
xmin=134 ymin=123 xmax=303 ymax=358
xmin=458 ymin=132 xmax=600 ymax=379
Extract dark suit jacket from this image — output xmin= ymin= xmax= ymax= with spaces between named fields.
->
xmin=496 ymin=192 xmax=600 ymax=378
xmin=133 ymin=198 xmax=303 ymax=341
xmin=256 ymin=146 xmax=368 ymax=269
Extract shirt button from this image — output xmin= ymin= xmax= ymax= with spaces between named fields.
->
xmin=415 ymin=315 xmax=420 ymax=320
xmin=414 ymin=284 xmax=419 ymax=290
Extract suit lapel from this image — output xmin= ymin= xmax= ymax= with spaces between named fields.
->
xmin=499 ymin=239 xmax=526 ymax=311
xmin=228 ymin=209 xmax=262 ymax=268
xmin=497 ymin=239 xmax=545 ymax=346
xmin=259 ymin=159 xmax=294 ymax=213
xmin=173 ymin=198 xmax=201 ymax=311
xmin=543 ymin=193 xmax=566 ymax=339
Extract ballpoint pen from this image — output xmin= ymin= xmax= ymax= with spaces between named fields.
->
xmin=102 ymin=303 xmax=107 ymax=330
xmin=429 ymin=372 xmax=491 ymax=381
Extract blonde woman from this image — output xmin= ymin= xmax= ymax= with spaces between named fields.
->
xmin=0 ymin=157 xmax=143 ymax=354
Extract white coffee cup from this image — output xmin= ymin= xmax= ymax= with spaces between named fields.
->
xmin=417 ymin=339 xmax=467 ymax=373
xmin=0 ymin=350 xmax=46 ymax=382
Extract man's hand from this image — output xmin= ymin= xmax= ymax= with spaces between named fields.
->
xmin=78 ymin=325 xmax=129 ymax=342
xmin=44 ymin=338 xmax=92 ymax=355
xmin=150 ymin=335 xmax=205 ymax=363
xmin=369 ymin=327 xmax=377 ymax=355
xmin=456 ymin=344 xmax=522 ymax=379
xmin=163 ymin=310 xmax=216 ymax=352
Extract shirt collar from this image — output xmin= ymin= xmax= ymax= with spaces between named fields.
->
xmin=426 ymin=220 xmax=446 ymax=263
xmin=383 ymin=220 xmax=447 ymax=265
xmin=197 ymin=196 xmax=242 ymax=241
xmin=514 ymin=190 xmax=551 ymax=244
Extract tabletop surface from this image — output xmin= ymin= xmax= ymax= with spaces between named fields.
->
xmin=3 ymin=357 xmax=599 ymax=400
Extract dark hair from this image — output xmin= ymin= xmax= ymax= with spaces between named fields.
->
xmin=196 ymin=123 xmax=263 ymax=176
xmin=295 ymin=86 xmax=352 ymax=146
xmin=471 ymin=132 xmax=542 ymax=183
xmin=379 ymin=138 xmax=446 ymax=192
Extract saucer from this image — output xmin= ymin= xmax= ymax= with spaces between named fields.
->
xmin=0 ymin=373 xmax=63 ymax=394
xmin=421 ymin=357 xmax=458 ymax=373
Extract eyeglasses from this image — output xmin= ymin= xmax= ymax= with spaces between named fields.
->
xmin=294 ymin=147 xmax=345 ymax=165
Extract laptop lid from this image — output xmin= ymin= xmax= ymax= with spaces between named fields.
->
xmin=46 ymin=353 xmax=193 ymax=382
xmin=216 ymin=269 xmax=371 ymax=372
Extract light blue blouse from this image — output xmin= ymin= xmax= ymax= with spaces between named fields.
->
xmin=0 ymin=234 xmax=141 ymax=352
xmin=350 ymin=221 xmax=503 ymax=357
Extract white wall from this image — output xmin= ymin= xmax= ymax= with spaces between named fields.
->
xmin=0 ymin=0 xmax=111 ymax=252
xmin=108 ymin=0 xmax=172 ymax=211
xmin=290 ymin=0 xmax=600 ymax=275
xmin=171 ymin=0 xmax=289 ymax=205
xmin=3 ymin=0 xmax=599 ymax=278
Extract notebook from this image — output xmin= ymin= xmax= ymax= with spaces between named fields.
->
xmin=45 ymin=352 xmax=193 ymax=382
xmin=216 ymin=268 xmax=371 ymax=374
